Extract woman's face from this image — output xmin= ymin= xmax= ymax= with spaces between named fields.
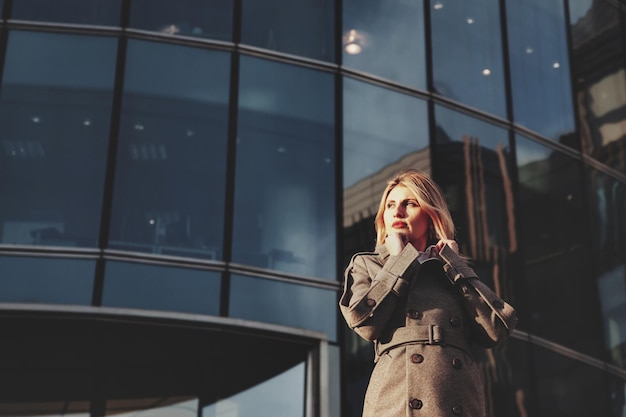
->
xmin=383 ymin=185 xmax=431 ymax=251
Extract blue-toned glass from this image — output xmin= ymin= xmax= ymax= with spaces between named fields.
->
xmin=11 ymin=0 xmax=121 ymax=25
xmin=108 ymin=40 xmax=230 ymax=260
xmin=241 ymin=0 xmax=334 ymax=62
xmin=233 ymin=56 xmax=335 ymax=279
xmin=343 ymin=77 xmax=429 ymax=259
xmin=516 ymin=135 xmax=604 ymax=357
xmin=0 ymin=256 xmax=94 ymax=304
xmin=130 ymin=0 xmax=232 ymax=40
xmin=0 ymin=31 xmax=116 ymax=247
xmin=342 ymin=0 xmax=426 ymax=88
xmin=431 ymin=0 xmax=506 ymax=118
xmin=102 ymin=261 xmax=220 ymax=315
xmin=569 ymin=0 xmax=626 ymax=169
xmin=587 ymin=170 xmax=626 ymax=368
xmin=229 ymin=274 xmax=337 ymax=341
xmin=203 ymin=363 xmax=305 ymax=417
xmin=507 ymin=0 xmax=575 ymax=143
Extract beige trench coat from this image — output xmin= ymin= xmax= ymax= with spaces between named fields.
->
xmin=340 ymin=243 xmax=517 ymax=417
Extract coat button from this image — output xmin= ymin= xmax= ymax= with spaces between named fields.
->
xmin=449 ymin=315 xmax=461 ymax=327
xmin=407 ymin=310 xmax=422 ymax=319
xmin=411 ymin=354 xmax=424 ymax=364
xmin=452 ymin=404 xmax=462 ymax=415
xmin=452 ymin=358 xmax=463 ymax=369
xmin=409 ymin=399 xmax=423 ymax=409
xmin=365 ymin=298 xmax=376 ymax=307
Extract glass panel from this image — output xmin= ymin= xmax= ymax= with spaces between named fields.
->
xmin=434 ymin=105 xmax=521 ymax=320
xmin=11 ymin=0 xmax=121 ymax=25
xmin=108 ymin=40 xmax=230 ymax=260
xmin=507 ymin=0 xmax=575 ymax=143
xmin=608 ymin=373 xmax=626 ymax=417
xmin=0 ymin=255 xmax=94 ymax=304
xmin=569 ymin=0 xmax=626 ymax=172
xmin=430 ymin=0 xmax=506 ymax=118
xmin=516 ymin=135 xmax=604 ymax=357
xmin=342 ymin=0 xmax=426 ymax=88
xmin=130 ymin=0 xmax=232 ymax=41
xmin=241 ymin=0 xmax=334 ymax=62
xmin=229 ymin=274 xmax=337 ymax=341
xmin=202 ymin=363 xmax=305 ymax=417
xmin=0 ymin=31 xmax=116 ymax=247
xmin=342 ymin=77 xmax=429 ymax=261
xmin=233 ymin=57 xmax=335 ymax=279
xmin=101 ymin=261 xmax=221 ymax=315
xmin=587 ymin=170 xmax=626 ymax=367
xmin=328 ymin=344 xmax=342 ymax=417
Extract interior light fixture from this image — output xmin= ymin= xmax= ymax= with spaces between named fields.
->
xmin=482 ymin=68 xmax=491 ymax=76
xmin=434 ymin=1 xmax=444 ymax=10
xmin=525 ymin=46 xmax=534 ymax=54
xmin=31 ymin=116 xmax=41 ymax=124
xmin=552 ymin=62 xmax=560 ymax=69
xmin=466 ymin=17 xmax=474 ymax=24
xmin=343 ymin=29 xmax=364 ymax=55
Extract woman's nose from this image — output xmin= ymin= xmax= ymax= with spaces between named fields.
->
xmin=394 ymin=206 xmax=406 ymax=217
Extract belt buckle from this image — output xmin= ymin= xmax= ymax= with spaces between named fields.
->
xmin=428 ymin=325 xmax=443 ymax=345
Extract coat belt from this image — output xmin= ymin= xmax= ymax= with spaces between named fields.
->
xmin=374 ymin=325 xmax=469 ymax=360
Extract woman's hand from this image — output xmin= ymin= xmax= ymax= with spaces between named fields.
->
xmin=434 ymin=238 xmax=458 ymax=255
xmin=385 ymin=232 xmax=408 ymax=256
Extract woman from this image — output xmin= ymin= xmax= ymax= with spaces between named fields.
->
xmin=340 ymin=169 xmax=517 ymax=417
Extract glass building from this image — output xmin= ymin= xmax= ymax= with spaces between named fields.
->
xmin=0 ymin=0 xmax=624 ymax=416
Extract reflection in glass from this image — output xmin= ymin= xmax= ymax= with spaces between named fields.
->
xmin=516 ymin=135 xmax=604 ymax=357
xmin=431 ymin=0 xmax=506 ymax=117
xmin=569 ymin=0 xmax=626 ymax=171
xmin=102 ymin=261 xmax=221 ymax=315
xmin=108 ymin=397 xmax=198 ymax=417
xmin=241 ymin=0 xmax=334 ymax=62
xmin=130 ymin=0 xmax=232 ymax=41
xmin=109 ymin=40 xmax=230 ymax=260
xmin=229 ymin=274 xmax=337 ymax=341
xmin=507 ymin=0 xmax=575 ymax=143
xmin=0 ymin=31 xmax=116 ymax=247
xmin=202 ymin=363 xmax=305 ymax=417
xmin=342 ymin=0 xmax=426 ymax=88
xmin=0 ymin=256 xmax=94 ymax=304
xmin=233 ymin=56 xmax=335 ymax=279
xmin=343 ymin=77 xmax=429 ymax=260
xmin=10 ymin=0 xmax=121 ymax=25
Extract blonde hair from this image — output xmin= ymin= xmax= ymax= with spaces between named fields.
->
xmin=374 ymin=169 xmax=455 ymax=246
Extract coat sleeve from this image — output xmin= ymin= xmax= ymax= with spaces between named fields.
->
xmin=339 ymin=244 xmax=419 ymax=341
xmin=439 ymin=244 xmax=518 ymax=348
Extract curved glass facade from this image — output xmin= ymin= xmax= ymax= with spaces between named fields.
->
xmin=0 ymin=0 xmax=624 ymax=416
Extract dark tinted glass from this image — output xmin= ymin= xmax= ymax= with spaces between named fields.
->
xmin=516 ymin=135 xmax=604 ymax=356
xmin=0 ymin=255 xmax=94 ymax=304
xmin=587 ymin=170 xmax=626 ymax=367
xmin=130 ymin=0 xmax=232 ymax=41
xmin=241 ymin=0 xmax=334 ymax=62
xmin=108 ymin=40 xmax=230 ymax=260
xmin=229 ymin=274 xmax=337 ymax=341
xmin=11 ymin=0 xmax=121 ymax=25
xmin=342 ymin=0 xmax=426 ymax=88
xmin=507 ymin=0 xmax=575 ymax=143
xmin=569 ymin=0 xmax=626 ymax=170
xmin=343 ymin=77 xmax=429 ymax=259
xmin=0 ymin=31 xmax=116 ymax=247
xmin=431 ymin=0 xmax=506 ymax=117
xmin=233 ymin=57 xmax=335 ymax=279
xmin=102 ymin=261 xmax=221 ymax=315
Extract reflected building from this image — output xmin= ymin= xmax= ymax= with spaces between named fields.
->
xmin=0 ymin=1 xmax=625 ymax=417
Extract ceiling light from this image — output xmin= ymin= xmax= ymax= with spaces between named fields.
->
xmin=482 ymin=68 xmax=491 ymax=76
xmin=466 ymin=17 xmax=474 ymax=24
xmin=525 ymin=46 xmax=534 ymax=54
xmin=344 ymin=29 xmax=364 ymax=55
xmin=434 ymin=1 xmax=443 ymax=10
xmin=552 ymin=62 xmax=560 ymax=69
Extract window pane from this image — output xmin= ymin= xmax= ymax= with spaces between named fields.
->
xmin=108 ymin=40 xmax=230 ymax=260
xmin=569 ymin=0 xmax=626 ymax=171
xmin=130 ymin=0 xmax=232 ymax=41
xmin=431 ymin=0 xmax=506 ymax=118
xmin=11 ymin=0 xmax=121 ymax=25
xmin=0 ymin=31 xmax=116 ymax=247
xmin=230 ymin=274 xmax=337 ymax=341
xmin=516 ymin=135 xmax=604 ymax=357
xmin=342 ymin=78 xmax=429 ymax=260
xmin=102 ymin=261 xmax=221 ymax=315
xmin=241 ymin=0 xmax=334 ymax=62
xmin=0 ymin=256 xmax=94 ymax=304
xmin=342 ymin=0 xmax=426 ymax=88
xmin=233 ymin=57 xmax=335 ymax=279
xmin=507 ymin=0 xmax=575 ymax=143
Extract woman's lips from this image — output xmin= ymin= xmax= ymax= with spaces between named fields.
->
xmin=392 ymin=221 xmax=407 ymax=228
